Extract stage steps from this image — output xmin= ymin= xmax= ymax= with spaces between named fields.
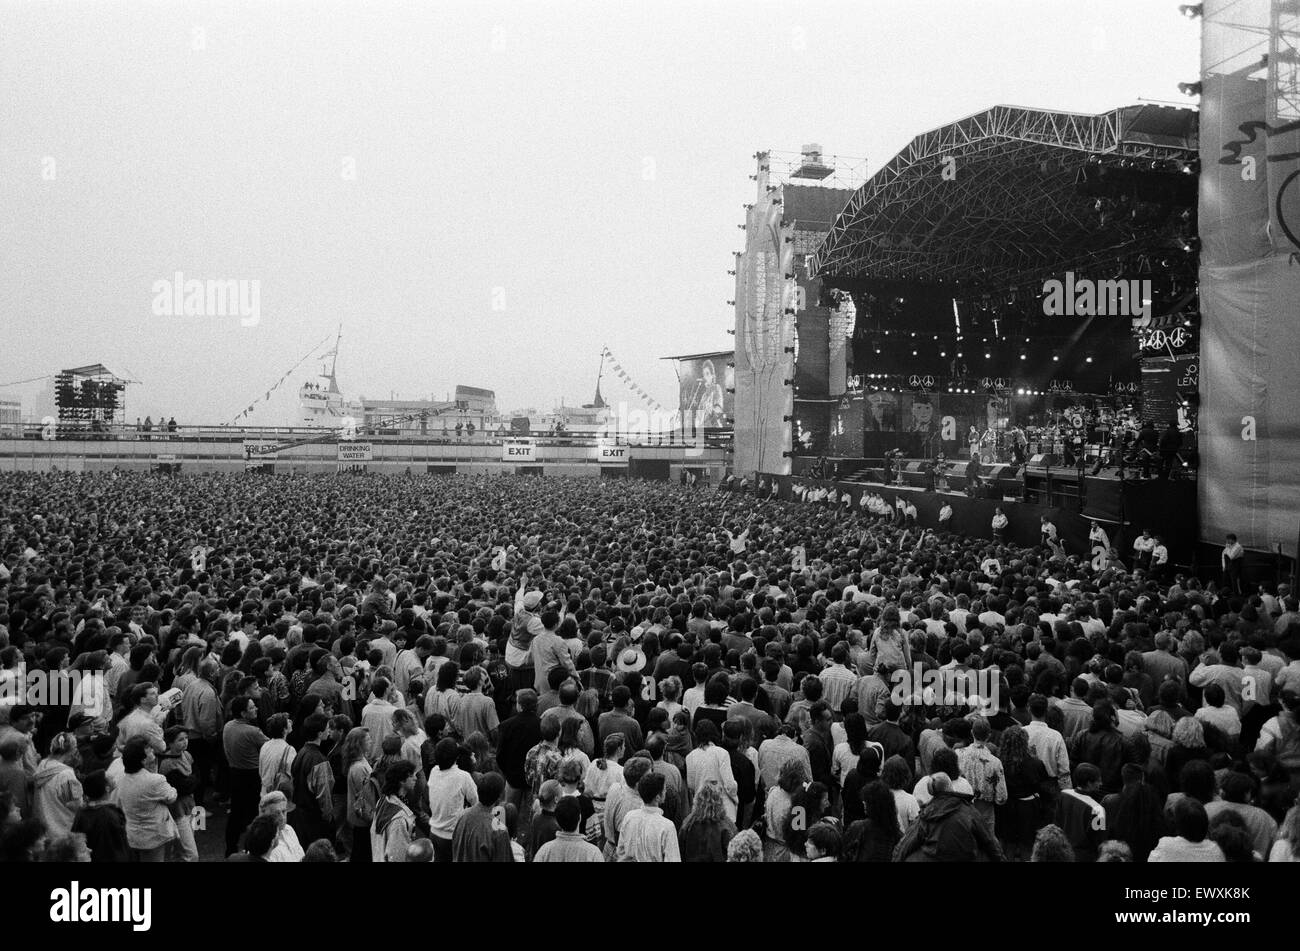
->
xmin=843 ymin=466 xmax=883 ymax=484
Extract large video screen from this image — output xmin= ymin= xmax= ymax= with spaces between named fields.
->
xmin=678 ymin=354 xmax=734 ymax=431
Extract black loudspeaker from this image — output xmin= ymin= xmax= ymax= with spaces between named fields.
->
xmin=905 ymin=460 xmax=926 ymax=473
xmin=1027 ymin=453 xmax=1058 ymax=468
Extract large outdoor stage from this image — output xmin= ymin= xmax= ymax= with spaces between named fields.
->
xmin=756 ymin=470 xmax=1197 ymax=568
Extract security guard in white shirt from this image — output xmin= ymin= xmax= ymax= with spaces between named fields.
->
xmin=1132 ymin=529 xmax=1156 ymax=570
xmin=1149 ymin=536 xmax=1169 ymax=580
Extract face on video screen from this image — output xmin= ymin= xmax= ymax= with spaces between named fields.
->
xmin=911 ymin=399 xmax=934 ymax=432
xmin=866 ymin=391 xmax=897 ymax=431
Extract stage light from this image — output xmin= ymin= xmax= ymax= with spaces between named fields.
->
xmin=911 ymin=332 xmax=916 ymax=337
xmin=984 ymin=352 xmax=991 ymax=359
xmin=912 ymin=350 xmax=918 ymax=356
xmin=939 ymin=351 xmax=946 ymax=357
xmin=1183 ymin=319 xmax=1193 ymax=326
xmin=1179 ymin=3 xmax=1202 ymax=18
xmin=1085 ymin=356 xmax=1094 ymax=363
xmin=1181 ymin=160 xmax=1199 ymax=175
xmin=875 ymin=348 xmax=882 ymax=355
xmin=956 ymin=351 xmax=963 ymax=358
xmin=1052 ymin=355 xmax=1059 ymax=361
xmin=1019 ymin=353 xmax=1027 ymax=360
xmin=1017 ymin=388 xmax=1025 ymax=395
xmin=1178 ymin=81 xmax=1202 ymax=97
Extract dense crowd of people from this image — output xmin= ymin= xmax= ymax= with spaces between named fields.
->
xmin=0 ymin=470 xmax=1297 ymax=863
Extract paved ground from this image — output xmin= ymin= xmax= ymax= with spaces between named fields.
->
xmin=192 ymin=803 xmax=231 ymax=862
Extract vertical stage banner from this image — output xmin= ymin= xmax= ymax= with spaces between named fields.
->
xmin=1199 ymin=1 xmax=1300 ymax=551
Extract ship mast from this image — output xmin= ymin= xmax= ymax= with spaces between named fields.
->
xmin=592 ymin=350 xmax=606 ymax=408
xmin=324 ymin=323 xmax=342 ymax=394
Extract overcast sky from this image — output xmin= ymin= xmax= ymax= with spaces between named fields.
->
xmin=0 ymin=0 xmax=1199 ymax=424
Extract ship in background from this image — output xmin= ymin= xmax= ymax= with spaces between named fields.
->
xmin=298 ymin=332 xmax=637 ymax=436
xmin=502 ymin=351 xmax=618 ymax=434
xmin=297 ymin=326 xmax=498 ymax=435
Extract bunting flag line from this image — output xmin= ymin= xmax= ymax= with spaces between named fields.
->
xmin=229 ymin=332 xmax=335 ymax=425
xmin=601 ymin=344 xmax=671 ymax=414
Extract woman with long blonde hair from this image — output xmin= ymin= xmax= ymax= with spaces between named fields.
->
xmin=762 ymin=757 xmax=810 ymax=863
xmin=390 ymin=707 xmax=426 ymax=771
xmin=1030 ymin=823 xmax=1076 ymax=862
xmin=678 ymin=780 xmax=737 ymax=862
xmin=341 ymin=726 xmax=373 ymax=863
